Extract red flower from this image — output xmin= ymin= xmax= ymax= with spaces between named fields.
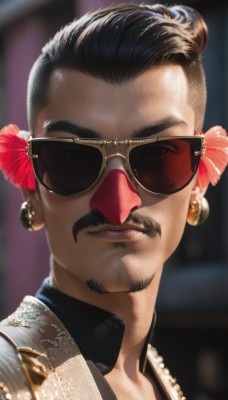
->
xmin=0 ymin=124 xmax=36 ymax=190
xmin=196 ymin=126 xmax=228 ymax=191
xmin=0 ymin=124 xmax=227 ymax=195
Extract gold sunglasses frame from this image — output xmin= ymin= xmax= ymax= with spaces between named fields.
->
xmin=27 ymin=135 xmax=205 ymax=196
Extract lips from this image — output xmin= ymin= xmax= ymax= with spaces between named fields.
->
xmin=87 ymin=224 xmax=149 ymax=241
xmin=72 ymin=211 xmax=162 ymax=242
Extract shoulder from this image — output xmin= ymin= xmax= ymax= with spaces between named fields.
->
xmin=0 ymin=325 xmax=32 ymax=398
xmin=0 ymin=296 xmax=59 ymax=399
xmin=0 ymin=297 xmax=102 ymax=400
xmin=147 ymin=345 xmax=186 ymax=400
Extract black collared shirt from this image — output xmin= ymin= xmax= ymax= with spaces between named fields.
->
xmin=36 ymin=278 xmax=166 ymax=399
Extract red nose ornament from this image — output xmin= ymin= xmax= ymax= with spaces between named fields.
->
xmin=90 ymin=169 xmax=142 ymax=225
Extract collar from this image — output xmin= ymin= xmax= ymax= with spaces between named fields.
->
xmin=36 ymin=278 xmax=156 ymax=375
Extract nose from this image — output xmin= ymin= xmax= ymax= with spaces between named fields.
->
xmin=90 ymin=169 xmax=142 ymax=225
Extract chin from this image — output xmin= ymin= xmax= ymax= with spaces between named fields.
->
xmin=85 ymin=274 xmax=154 ymax=295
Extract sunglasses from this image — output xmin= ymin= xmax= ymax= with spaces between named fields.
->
xmin=27 ymin=135 xmax=205 ymax=196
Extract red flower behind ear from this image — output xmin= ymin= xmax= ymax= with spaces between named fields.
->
xmin=196 ymin=126 xmax=228 ymax=192
xmin=0 ymin=123 xmax=227 ymax=195
xmin=0 ymin=124 xmax=36 ymax=190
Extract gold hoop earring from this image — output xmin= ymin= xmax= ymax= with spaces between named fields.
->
xmin=19 ymin=201 xmax=43 ymax=231
xmin=187 ymin=197 xmax=210 ymax=226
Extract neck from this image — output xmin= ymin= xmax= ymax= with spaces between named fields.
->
xmin=50 ymin=260 xmax=163 ymax=373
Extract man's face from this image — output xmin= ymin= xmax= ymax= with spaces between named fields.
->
xmin=34 ymin=65 xmax=196 ymax=294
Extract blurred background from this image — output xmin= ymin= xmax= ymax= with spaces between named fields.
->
xmin=0 ymin=0 xmax=227 ymax=398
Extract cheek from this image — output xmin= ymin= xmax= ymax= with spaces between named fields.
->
xmin=162 ymin=192 xmax=190 ymax=259
xmin=39 ymin=189 xmax=91 ymax=264
xmin=142 ymin=188 xmax=191 ymax=261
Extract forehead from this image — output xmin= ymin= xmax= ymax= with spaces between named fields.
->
xmin=37 ymin=65 xmax=195 ymax=138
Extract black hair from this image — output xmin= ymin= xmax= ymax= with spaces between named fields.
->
xmin=27 ymin=3 xmax=208 ymax=130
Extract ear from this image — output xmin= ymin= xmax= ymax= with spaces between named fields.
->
xmin=187 ymin=184 xmax=209 ymax=226
xmin=189 ymin=184 xmax=207 ymax=203
xmin=20 ymin=188 xmax=45 ymax=230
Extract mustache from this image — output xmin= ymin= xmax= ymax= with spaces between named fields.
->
xmin=72 ymin=211 xmax=161 ymax=241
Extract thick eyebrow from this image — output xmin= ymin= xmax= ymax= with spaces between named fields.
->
xmin=132 ymin=117 xmax=187 ymax=138
xmin=43 ymin=117 xmax=187 ymax=139
xmin=44 ymin=121 xmax=101 ymax=138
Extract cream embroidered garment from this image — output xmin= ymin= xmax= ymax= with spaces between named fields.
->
xmin=0 ymin=296 xmax=185 ymax=400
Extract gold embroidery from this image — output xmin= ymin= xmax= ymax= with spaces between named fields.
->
xmin=147 ymin=345 xmax=186 ymax=400
xmin=18 ymin=348 xmax=48 ymax=400
xmin=0 ymin=383 xmax=12 ymax=400
xmin=41 ymin=323 xmax=73 ymax=356
xmin=0 ymin=296 xmax=103 ymax=399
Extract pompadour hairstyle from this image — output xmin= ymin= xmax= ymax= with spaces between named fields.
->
xmin=27 ymin=3 xmax=208 ymax=131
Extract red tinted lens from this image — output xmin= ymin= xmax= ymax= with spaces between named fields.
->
xmin=129 ymin=138 xmax=201 ymax=194
xmin=32 ymin=141 xmax=103 ymax=195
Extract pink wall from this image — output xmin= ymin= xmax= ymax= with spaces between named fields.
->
xmin=4 ymin=16 xmax=50 ymax=314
